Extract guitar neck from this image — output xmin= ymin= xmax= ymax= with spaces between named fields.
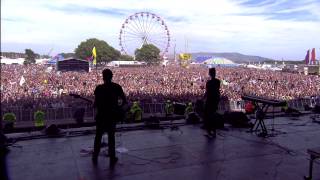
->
xmin=79 ymin=97 xmax=93 ymax=103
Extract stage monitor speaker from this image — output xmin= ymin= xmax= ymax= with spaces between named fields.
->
xmin=144 ymin=117 xmax=160 ymax=129
xmin=46 ymin=124 xmax=60 ymax=136
xmin=285 ymin=107 xmax=301 ymax=116
xmin=174 ymin=103 xmax=186 ymax=115
xmin=73 ymin=108 xmax=85 ymax=124
xmin=313 ymin=105 xmax=320 ymax=113
xmin=304 ymin=105 xmax=312 ymax=111
xmin=186 ymin=112 xmax=200 ymax=124
xmin=224 ymin=111 xmax=250 ymax=128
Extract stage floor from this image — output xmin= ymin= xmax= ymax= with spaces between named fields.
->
xmin=4 ymin=114 xmax=320 ymax=180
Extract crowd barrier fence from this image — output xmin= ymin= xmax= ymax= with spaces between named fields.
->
xmin=1 ymin=96 xmax=319 ymax=122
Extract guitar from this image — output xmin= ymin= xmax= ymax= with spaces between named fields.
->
xmin=69 ymin=93 xmax=93 ymax=104
xmin=69 ymin=93 xmax=129 ymax=122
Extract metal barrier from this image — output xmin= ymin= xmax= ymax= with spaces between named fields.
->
xmin=1 ymin=96 xmax=319 ymax=122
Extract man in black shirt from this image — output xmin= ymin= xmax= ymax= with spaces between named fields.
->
xmin=204 ymin=68 xmax=220 ymax=137
xmin=92 ymin=69 xmax=127 ymax=167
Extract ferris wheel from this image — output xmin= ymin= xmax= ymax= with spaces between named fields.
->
xmin=119 ymin=12 xmax=170 ymax=57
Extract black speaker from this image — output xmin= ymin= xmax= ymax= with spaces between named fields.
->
xmin=304 ymin=105 xmax=312 ymax=111
xmin=45 ymin=124 xmax=60 ymax=136
xmin=224 ymin=111 xmax=250 ymax=128
xmin=173 ymin=103 xmax=186 ymax=115
xmin=285 ymin=107 xmax=301 ymax=116
xmin=73 ymin=108 xmax=85 ymax=124
xmin=204 ymin=112 xmax=224 ymax=129
xmin=313 ymin=105 xmax=320 ymax=113
xmin=195 ymin=100 xmax=204 ymax=118
xmin=186 ymin=112 xmax=200 ymax=124
xmin=144 ymin=116 xmax=160 ymax=129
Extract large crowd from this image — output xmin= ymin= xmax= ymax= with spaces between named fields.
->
xmin=1 ymin=64 xmax=320 ymax=109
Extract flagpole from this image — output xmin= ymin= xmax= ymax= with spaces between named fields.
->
xmin=92 ymin=46 xmax=98 ymax=84
xmin=96 ymin=58 xmax=98 ymax=83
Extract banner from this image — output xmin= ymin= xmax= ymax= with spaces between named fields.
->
xmin=92 ymin=46 xmax=97 ymax=65
xmin=19 ymin=76 xmax=25 ymax=86
xmin=305 ymin=49 xmax=310 ymax=65
xmin=311 ymin=48 xmax=316 ymax=65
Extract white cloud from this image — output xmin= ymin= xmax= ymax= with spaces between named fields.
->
xmin=1 ymin=0 xmax=320 ymax=60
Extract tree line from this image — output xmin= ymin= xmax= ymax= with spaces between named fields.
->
xmin=4 ymin=38 xmax=162 ymax=65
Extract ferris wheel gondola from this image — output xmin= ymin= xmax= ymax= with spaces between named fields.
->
xmin=119 ymin=12 xmax=170 ymax=58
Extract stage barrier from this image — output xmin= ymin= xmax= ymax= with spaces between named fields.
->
xmin=1 ymin=96 xmax=319 ymax=122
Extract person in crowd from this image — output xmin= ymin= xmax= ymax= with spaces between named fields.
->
xmin=1 ymin=64 xmax=319 ymax=110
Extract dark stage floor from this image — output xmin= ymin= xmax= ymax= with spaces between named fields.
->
xmin=4 ymin=114 xmax=320 ymax=180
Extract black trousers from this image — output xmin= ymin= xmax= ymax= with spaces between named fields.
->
xmin=93 ymin=126 xmax=116 ymax=160
xmin=204 ymin=104 xmax=218 ymax=134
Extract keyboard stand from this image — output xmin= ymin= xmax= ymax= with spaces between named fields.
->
xmin=305 ymin=148 xmax=320 ymax=180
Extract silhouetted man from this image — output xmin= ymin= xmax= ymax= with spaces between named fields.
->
xmin=203 ymin=68 xmax=220 ymax=137
xmin=92 ymin=69 xmax=127 ymax=167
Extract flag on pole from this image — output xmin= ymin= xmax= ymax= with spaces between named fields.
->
xmin=311 ymin=48 xmax=316 ymax=65
xmin=305 ymin=49 xmax=310 ymax=65
xmin=19 ymin=76 xmax=25 ymax=86
xmin=222 ymin=79 xmax=229 ymax=86
xmin=92 ymin=46 xmax=97 ymax=65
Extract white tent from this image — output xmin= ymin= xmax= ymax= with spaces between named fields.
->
xmin=0 ymin=56 xmax=49 ymax=65
xmin=203 ymin=57 xmax=235 ymax=65
xmin=0 ymin=57 xmax=24 ymax=64
xmin=107 ymin=61 xmax=146 ymax=67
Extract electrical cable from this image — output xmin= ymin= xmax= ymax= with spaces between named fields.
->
xmin=218 ymin=131 xmax=297 ymax=156
xmin=122 ymin=151 xmax=182 ymax=166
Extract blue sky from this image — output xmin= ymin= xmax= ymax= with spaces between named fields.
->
xmin=2 ymin=0 xmax=320 ymax=60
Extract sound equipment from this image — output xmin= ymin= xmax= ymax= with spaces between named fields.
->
xmin=45 ymin=124 xmax=60 ymax=136
xmin=313 ymin=105 xmax=320 ymax=113
xmin=0 ymin=132 xmax=7 ymax=151
xmin=285 ymin=107 xmax=301 ymax=116
xmin=186 ymin=112 xmax=200 ymax=124
xmin=144 ymin=116 xmax=160 ymax=129
xmin=224 ymin=111 xmax=250 ymax=128
xmin=3 ymin=122 xmax=14 ymax=133
xmin=195 ymin=100 xmax=204 ymax=118
xmin=173 ymin=103 xmax=186 ymax=115
xmin=304 ymin=105 xmax=312 ymax=111
xmin=73 ymin=108 xmax=85 ymax=124
xmin=205 ymin=113 xmax=224 ymax=129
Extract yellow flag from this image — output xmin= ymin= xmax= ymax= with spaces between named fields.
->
xmin=92 ymin=46 xmax=97 ymax=65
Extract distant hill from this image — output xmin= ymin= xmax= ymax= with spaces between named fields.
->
xmin=190 ymin=52 xmax=274 ymax=63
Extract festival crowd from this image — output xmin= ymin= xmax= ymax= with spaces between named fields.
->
xmin=1 ymin=64 xmax=320 ymax=109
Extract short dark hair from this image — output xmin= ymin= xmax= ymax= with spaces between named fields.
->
xmin=209 ymin=68 xmax=216 ymax=78
xmin=102 ymin=69 xmax=113 ymax=81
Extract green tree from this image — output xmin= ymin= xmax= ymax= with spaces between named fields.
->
xmin=135 ymin=44 xmax=161 ymax=65
xmin=24 ymin=49 xmax=36 ymax=65
xmin=41 ymin=55 xmax=51 ymax=59
xmin=60 ymin=52 xmax=75 ymax=59
xmin=74 ymin=38 xmax=120 ymax=64
xmin=119 ymin=54 xmax=134 ymax=61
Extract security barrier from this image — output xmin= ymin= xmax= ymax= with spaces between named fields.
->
xmin=1 ymin=96 xmax=319 ymax=122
